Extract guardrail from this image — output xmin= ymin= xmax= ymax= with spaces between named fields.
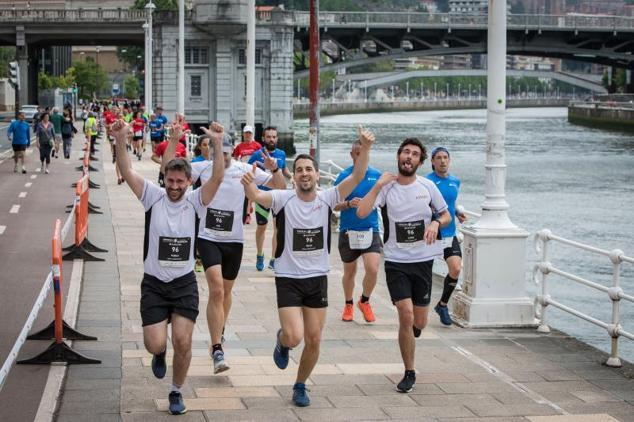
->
xmin=570 ymin=100 xmax=634 ymax=110
xmin=533 ymin=229 xmax=634 ymax=367
xmin=0 ymin=8 xmax=147 ymax=22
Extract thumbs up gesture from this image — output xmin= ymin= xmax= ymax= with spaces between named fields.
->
xmin=357 ymin=124 xmax=375 ymax=149
xmin=241 ymin=163 xmax=257 ymax=187
xmin=262 ymin=149 xmax=279 ymax=172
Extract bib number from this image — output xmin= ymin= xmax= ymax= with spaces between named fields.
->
xmin=205 ymin=208 xmax=234 ymax=236
xmin=134 ymin=130 xmax=143 ymax=137
xmin=292 ymin=227 xmax=324 ymax=256
xmin=158 ymin=236 xmax=191 ymax=267
xmin=441 ymin=236 xmax=453 ymax=249
xmin=395 ymin=220 xmax=425 ymax=248
xmin=347 ymin=229 xmax=373 ymax=250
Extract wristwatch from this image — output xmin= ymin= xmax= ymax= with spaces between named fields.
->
xmin=271 ymin=167 xmax=280 ymax=173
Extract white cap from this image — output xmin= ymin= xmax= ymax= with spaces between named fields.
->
xmin=243 ymin=125 xmax=254 ymax=133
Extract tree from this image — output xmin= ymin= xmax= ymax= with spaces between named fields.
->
xmin=0 ymin=47 xmax=16 ymax=78
xmin=73 ymin=58 xmax=109 ymax=99
xmin=124 ymin=75 xmax=141 ymax=99
xmin=116 ymin=46 xmax=145 ymax=72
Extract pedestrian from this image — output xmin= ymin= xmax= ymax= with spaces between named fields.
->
xmin=356 ymin=138 xmax=451 ymax=394
xmin=110 ymin=119 xmax=225 ymax=416
xmin=60 ymin=110 xmax=78 ymax=159
xmin=132 ymin=110 xmax=145 ymax=160
xmin=84 ymin=112 xmax=98 ymax=154
xmin=248 ymin=126 xmax=292 ymax=270
xmin=35 ymin=112 xmax=55 ymax=174
xmin=50 ymin=107 xmax=64 ymax=159
xmin=241 ymin=126 xmax=375 ymax=407
xmin=7 ymin=111 xmax=30 ymax=174
xmin=234 ymin=125 xmax=262 ymax=224
xmin=148 ymin=114 xmax=164 ymax=153
xmin=334 ymin=140 xmax=383 ymax=323
xmin=426 ymin=147 xmax=466 ymax=326
xmin=152 ymin=137 xmax=187 ymax=187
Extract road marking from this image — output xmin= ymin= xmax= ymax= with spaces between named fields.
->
xmin=25 ymin=182 xmax=32 ymax=188
xmin=18 ymin=192 xmax=27 ymax=198
xmin=10 ymin=205 xmax=20 ymax=214
xmin=0 ymin=226 xmax=5 ymax=235
xmin=30 ymin=175 xmax=37 ymax=179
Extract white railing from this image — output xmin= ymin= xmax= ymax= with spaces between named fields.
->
xmin=533 ymin=229 xmax=634 ymax=367
xmin=184 ymin=133 xmax=198 ymax=158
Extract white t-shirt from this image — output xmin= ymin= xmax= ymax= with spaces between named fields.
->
xmin=270 ymin=187 xmax=340 ymax=279
xmin=374 ymin=176 xmax=448 ymax=263
xmin=191 ymin=159 xmax=271 ymax=243
xmin=141 ymin=181 xmax=206 ymax=282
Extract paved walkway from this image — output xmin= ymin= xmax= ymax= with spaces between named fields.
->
xmin=56 ymin=136 xmax=634 ymax=421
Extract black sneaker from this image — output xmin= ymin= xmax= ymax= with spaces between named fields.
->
xmin=168 ymin=391 xmax=187 ymax=415
xmin=412 ymin=325 xmax=422 ymax=338
xmin=396 ymin=371 xmax=416 ymax=393
xmin=151 ymin=349 xmax=167 ymax=379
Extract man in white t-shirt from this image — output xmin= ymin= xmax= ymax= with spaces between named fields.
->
xmin=240 ymin=127 xmax=375 ymax=407
xmin=166 ymin=131 xmax=285 ymax=374
xmin=111 ymin=119 xmax=225 ymax=415
xmin=357 ymin=137 xmax=451 ymax=394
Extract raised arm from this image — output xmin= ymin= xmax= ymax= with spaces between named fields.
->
xmin=199 ymin=122 xmax=225 ymax=205
xmin=111 ymin=119 xmax=145 ymax=198
xmin=260 ymin=150 xmax=286 ymax=189
xmin=356 ymin=172 xmax=397 ymax=219
xmin=241 ymin=163 xmax=273 ymax=209
xmin=162 ymin=124 xmax=184 ymax=166
xmin=335 ymin=126 xmax=375 ymax=200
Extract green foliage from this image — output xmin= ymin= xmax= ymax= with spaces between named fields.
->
xmin=116 ymin=46 xmax=144 ymax=72
xmin=73 ymin=58 xmax=109 ymax=99
xmin=124 ymin=75 xmax=141 ymax=98
xmin=0 ymin=47 xmax=16 ymax=78
xmin=349 ymin=59 xmax=394 ymax=74
xmin=37 ymin=67 xmax=76 ymax=90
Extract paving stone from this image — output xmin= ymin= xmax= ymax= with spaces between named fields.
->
xmin=358 ymin=383 xmax=444 ymax=396
xmin=382 ymin=405 xmax=475 ymax=418
xmin=243 ymin=396 xmax=333 ymax=409
xmin=527 ymin=415 xmax=620 ymax=422
xmin=121 ymin=412 xmax=206 ymax=421
xmin=328 ymin=394 xmax=418 ymax=408
xmin=292 ymin=407 xmax=390 ymax=421
xmin=154 ymin=397 xmax=244 ymax=411
xmin=410 ymin=393 xmax=499 ymax=407
xmin=202 ymin=409 xmax=300 ymax=421
xmin=465 ymin=403 xmax=562 ymax=417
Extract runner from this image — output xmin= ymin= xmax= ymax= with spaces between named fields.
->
xmin=7 ymin=111 xmax=30 ymax=174
xmin=233 ymin=125 xmax=262 ymax=224
xmin=35 ymin=112 xmax=55 ymax=174
xmin=148 ymin=114 xmax=164 ymax=153
xmin=50 ymin=107 xmax=64 ymax=159
xmin=153 ymin=137 xmax=187 ymax=187
xmin=248 ymin=126 xmax=292 ymax=271
xmin=110 ymin=119 xmax=225 ymax=415
xmin=241 ymin=126 xmax=375 ymax=407
xmin=333 ymin=140 xmax=382 ymax=323
xmin=426 ymin=147 xmax=466 ymax=326
xmin=166 ymin=131 xmax=285 ymax=374
xmin=60 ymin=110 xmax=78 ymax=160
xmin=132 ymin=110 xmax=146 ymax=160
xmin=84 ymin=112 xmax=99 ymax=155
xmin=356 ymin=137 xmax=451 ymax=394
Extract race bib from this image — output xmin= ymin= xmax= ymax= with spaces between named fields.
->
xmin=395 ymin=220 xmax=424 ymax=248
xmin=158 ymin=236 xmax=191 ymax=267
xmin=347 ymin=229 xmax=373 ymax=250
xmin=441 ymin=236 xmax=453 ymax=249
xmin=292 ymin=227 xmax=324 ymax=256
xmin=205 ymin=208 xmax=234 ymax=236
xmin=134 ymin=130 xmax=143 ymax=137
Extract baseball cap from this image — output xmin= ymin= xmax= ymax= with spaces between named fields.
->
xmin=243 ymin=125 xmax=254 ymax=133
xmin=222 ymin=133 xmax=234 ymax=153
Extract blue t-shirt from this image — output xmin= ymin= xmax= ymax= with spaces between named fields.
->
xmin=426 ymin=172 xmax=461 ymax=238
xmin=156 ymin=114 xmax=168 ymax=135
xmin=149 ymin=120 xmax=163 ymax=138
xmin=334 ymin=166 xmax=381 ymax=233
xmin=248 ymin=148 xmax=286 ymax=191
xmin=191 ymin=155 xmax=205 ymax=163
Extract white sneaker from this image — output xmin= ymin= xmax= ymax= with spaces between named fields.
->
xmin=45 ymin=168 xmax=49 ymax=174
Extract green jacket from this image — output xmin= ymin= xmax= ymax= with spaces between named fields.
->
xmin=51 ymin=112 xmax=64 ymax=134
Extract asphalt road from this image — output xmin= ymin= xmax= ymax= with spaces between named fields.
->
xmin=0 ymin=136 xmax=88 ymax=420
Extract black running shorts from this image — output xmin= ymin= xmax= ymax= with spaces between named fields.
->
xmin=255 ymin=203 xmax=271 ymax=225
xmin=338 ymin=231 xmax=382 ymax=263
xmin=443 ymin=236 xmax=462 ymax=260
xmin=385 ymin=260 xmax=433 ymax=307
xmin=140 ymin=272 xmax=199 ymax=326
xmin=197 ymin=238 xmax=244 ymax=280
xmin=12 ymin=144 xmax=27 ymax=152
xmin=275 ymin=276 xmax=328 ymax=308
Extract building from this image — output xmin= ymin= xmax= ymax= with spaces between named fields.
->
xmin=448 ymin=0 xmax=487 ymax=14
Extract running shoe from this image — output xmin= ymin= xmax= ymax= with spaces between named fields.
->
xmin=45 ymin=168 xmax=50 ymax=174
xmin=168 ymin=391 xmax=187 ymax=415
xmin=195 ymin=259 xmax=204 ymax=273
xmin=273 ymin=328 xmax=289 ymax=369
xmin=268 ymin=259 xmax=275 ymax=270
xmin=357 ymin=300 xmax=376 ymax=323
xmin=434 ymin=304 xmax=453 ymax=326
xmin=13 ymin=164 xmax=18 ymax=173
xmin=341 ymin=303 xmax=354 ymax=322
xmin=412 ymin=325 xmax=422 ymax=338
xmin=256 ymin=254 xmax=264 ymax=271
xmin=212 ymin=350 xmax=230 ymax=374
xmin=151 ymin=349 xmax=167 ymax=379
xmin=292 ymin=382 xmax=310 ymax=407
xmin=21 ymin=167 xmax=26 ymax=174
xmin=396 ymin=371 xmax=416 ymax=393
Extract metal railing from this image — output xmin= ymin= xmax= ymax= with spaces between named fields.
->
xmin=0 ymin=8 xmax=147 ymax=22
xmin=533 ymin=229 xmax=634 ymax=367
xmin=292 ymin=11 xmax=634 ymax=31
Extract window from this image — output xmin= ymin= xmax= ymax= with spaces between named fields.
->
xmin=190 ymin=75 xmax=201 ymax=97
xmin=238 ymin=48 xmax=262 ymax=65
xmin=185 ymin=47 xmax=208 ymax=65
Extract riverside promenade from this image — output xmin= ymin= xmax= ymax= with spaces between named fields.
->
xmin=54 ymin=136 xmax=634 ymax=421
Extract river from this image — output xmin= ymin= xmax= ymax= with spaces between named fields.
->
xmin=293 ymin=107 xmax=634 ymax=363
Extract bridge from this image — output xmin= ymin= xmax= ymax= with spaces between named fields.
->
xmin=326 ymin=69 xmax=607 ymax=93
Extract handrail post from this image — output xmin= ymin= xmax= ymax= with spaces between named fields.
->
xmin=536 ymin=230 xmax=551 ymax=333
xmin=606 ymin=249 xmax=624 ymax=367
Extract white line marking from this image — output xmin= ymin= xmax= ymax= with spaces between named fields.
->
xmin=18 ymin=192 xmax=27 ymax=198
xmin=9 ymin=205 xmax=20 ymax=214
xmin=0 ymin=226 xmax=5 ymax=235
xmin=25 ymin=182 xmax=32 ymax=188
xmin=30 ymin=175 xmax=37 ymax=179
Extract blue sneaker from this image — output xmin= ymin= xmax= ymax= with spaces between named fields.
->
xmin=292 ymin=382 xmax=310 ymax=407
xmin=151 ymin=349 xmax=167 ymax=379
xmin=168 ymin=391 xmax=187 ymax=415
xmin=273 ymin=328 xmax=290 ymax=370
xmin=434 ymin=304 xmax=453 ymax=326
xmin=268 ymin=259 xmax=275 ymax=270
xmin=256 ymin=254 xmax=264 ymax=271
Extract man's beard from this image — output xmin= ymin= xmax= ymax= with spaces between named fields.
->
xmin=398 ymin=160 xmax=417 ymax=177
xmin=265 ymin=143 xmax=276 ymax=152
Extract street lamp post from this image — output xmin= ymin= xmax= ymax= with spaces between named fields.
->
xmin=177 ymin=0 xmax=185 ymax=114
xmin=95 ymin=46 xmax=101 ymax=99
xmin=145 ymin=0 xmax=156 ymax=112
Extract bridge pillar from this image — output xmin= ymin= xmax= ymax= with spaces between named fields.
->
xmin=15 ymin=27 xmax=29 ymax=107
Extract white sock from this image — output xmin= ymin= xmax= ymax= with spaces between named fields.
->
xmin=170 ymin=383 xmax=181 ymax=394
